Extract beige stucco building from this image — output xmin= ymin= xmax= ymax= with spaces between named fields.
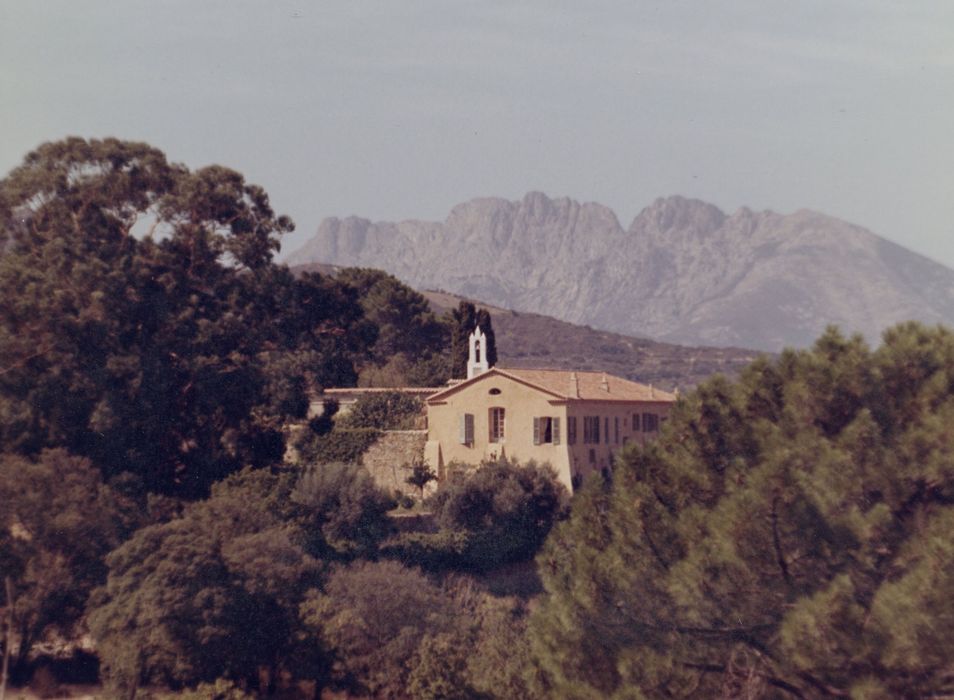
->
xmin=424 ymin=363 xmax=676 ymax=493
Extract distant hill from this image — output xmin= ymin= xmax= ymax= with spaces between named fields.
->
xmin=291 ymin=263 xmax=761 ymax=390
xmin=289 ymin=192 xmax=954 ymax=351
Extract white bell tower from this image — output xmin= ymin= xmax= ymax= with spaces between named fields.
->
xmin=467 ymin=326 xmax=490 ymax=379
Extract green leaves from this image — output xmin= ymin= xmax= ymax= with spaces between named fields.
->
xmin=529 ymin=323 xmax=954 ymax=697
xmin=0 ymin=449 xmax=135 ymax=680
xmin=0 ymin=138 xmax=378 ymax=497
xmin=87 ymin=468 xmax=324 ymax=693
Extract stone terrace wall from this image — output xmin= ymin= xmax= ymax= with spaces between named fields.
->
xmin=362 ymin=430 xmax=427 ymax=498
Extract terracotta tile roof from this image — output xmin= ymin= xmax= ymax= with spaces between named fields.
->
xmin=324 ymin=387 xmax=441 ymax=396
xmin=502 ymin=368 xmax=676 ymax=402
xmin=426 ymin=367 xmax=675 ymax=403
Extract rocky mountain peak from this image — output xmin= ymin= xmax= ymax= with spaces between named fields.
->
xmin=289 ymin=192 xmax=954 ymax=351
xmin=631 ymin=195 xmax=727 ymax=235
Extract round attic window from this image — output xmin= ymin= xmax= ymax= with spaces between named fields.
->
xmin=488 ymin=388 xmax=502 ymax=395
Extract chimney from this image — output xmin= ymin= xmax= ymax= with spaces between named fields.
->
xmin=600 ymin=373 xmax=609 ymax=393
xmin=569 ymin=372 xmax=580 ymax=398
xmin=650 ymin=383 xmax=655 ymax=399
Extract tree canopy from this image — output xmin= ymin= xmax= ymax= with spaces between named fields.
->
xmin=385 ymin=457 xmax=569 ymax=573
xmin=0 ymin=138 xmax=374 ymax=497
xmin=0 ymin=449 xmax=137 ymax=681
xmin=530 ymin=322 xmax=954 ymax=699
xmin=87 ymin=468 xmax=328 ymax=694
xmin=336 ymin=268 xmax=445 ymax=365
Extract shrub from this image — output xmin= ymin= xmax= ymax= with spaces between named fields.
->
xmin=380 ymin=530 xmax=472 ymax=570
xmin=293 ymin=462 xmax=395 ymax=558
xmin=428 ymin=457 xmax=569 ymax=570
xmin=338 ymin=392 xmax=423 ymax=430
xmin=292 ymin=427 xmax=381 ymax=465
xmin=300 ymin=560 xmax=461 ymax=699
xmin=382 ymin=458 xmax=569 ymax=572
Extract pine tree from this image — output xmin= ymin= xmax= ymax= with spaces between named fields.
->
xmin=529 ymin=323 xmax=954 ymax=698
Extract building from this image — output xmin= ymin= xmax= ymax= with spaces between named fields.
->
xmin=424 ymin=329 xmax=676 ymax=492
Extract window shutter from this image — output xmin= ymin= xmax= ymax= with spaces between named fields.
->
xmin=553 ymin=417 xmax=561 ymax=445
xmin=533 ymin=417 xmax=541 ymax=445
xmin=460 ymin=413 xmax=474 ymax=444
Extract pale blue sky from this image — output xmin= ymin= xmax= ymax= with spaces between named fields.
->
xmin=2 ymin=1 xmax=952 ymax=266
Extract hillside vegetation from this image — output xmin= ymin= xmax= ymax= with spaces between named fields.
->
xmin=5 ymin=139 xmax=954 ymax=699
xmin=292 ymin=264 xmax=760 ymax=390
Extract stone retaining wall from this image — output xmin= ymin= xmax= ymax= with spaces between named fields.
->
xmin=361 ymin=430 xmax=428 ymax=498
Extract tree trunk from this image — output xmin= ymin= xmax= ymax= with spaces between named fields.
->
xmin=12 ymin=621 xmax=30 ymax=685
xmin=0 ymin=576 xmax=13 ymax=700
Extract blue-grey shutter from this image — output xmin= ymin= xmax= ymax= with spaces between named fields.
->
xmin=533 ymin=417 xmax=541 ymax=445
xmin=553 ymin=417 xmax=561 ymax=445
xmin=460 ymin=413 xmax=474 ymax=444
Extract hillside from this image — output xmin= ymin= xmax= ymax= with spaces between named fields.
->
xmin=423 ymin=290 xmax=760 ymax=390
xmin=292 ymin=263 xmax=760 ymax=390
xmin=289 ymin=193 xmax=954 ymax=351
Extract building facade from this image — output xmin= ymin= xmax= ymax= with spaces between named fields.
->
xmin=424 ymin=365 xmax=676 ymax=492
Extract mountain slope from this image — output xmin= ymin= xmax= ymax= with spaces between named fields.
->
xmin=291 ymin=263 xmax=760 ymax=389
xmin=289 ymin=193 xmax=954 ymax=351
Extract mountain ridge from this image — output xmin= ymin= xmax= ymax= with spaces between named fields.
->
xmin=289 ymin=192 xmax=954 ymax=351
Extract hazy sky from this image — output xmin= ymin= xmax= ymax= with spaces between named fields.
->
xmin=2 ymin=1 xmax=952 ymax=266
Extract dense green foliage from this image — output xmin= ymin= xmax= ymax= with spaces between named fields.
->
xmin=301 ymin=560 xmax=464 ymax=699
xmin=0 ymin=138 xmax=373 ymax=497
xmin=300 ymin=560 xmax=538 ymax=700
xmin=292 ymin=462 xmax=395 ymax=558
xmin=530 ymin=323 xmax=954 ymax=698
xmin=0 ymin=450 xmax=137 ymax=680
xmin=292 ymin=392 xmax=423 ymax=470
xmin=292 ymin=426 xmax=382 ymax=466
xmin=336 ymin=268 xmax=445 ymax=366
xmin=385 ymin=458 xmax=569 ymax=572
xmin=87 ymin=469 xmax=325 ymax=694
xmin=337 ymin=391 xmax=424 ymax=430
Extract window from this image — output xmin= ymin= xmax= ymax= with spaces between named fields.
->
xmin=489 ymin=407 xmax=505 ymax=442
xmin=488 ymin=388 xmax=501 ymax=395
xmin=567 ymin=416 xmax=577 ymax=445
xmin=642 ymin=412 xmax=659 ymax=433
xmin=459 ymin=413 xmax=474 ymax=445
xmin=632 ymin=413 xmax=641 ymax=431
xmin=604 ymin=418 xmax=609 ymax=444
xmin=588 ymin=448 xmax=596 ymax=464
xmin=583 ymin=416 xmax=600 ymax=444
xmin=533 ymin=417 xmax=561 ymax=445
xmin=614 ymin=416 xmax=620 ymax=444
